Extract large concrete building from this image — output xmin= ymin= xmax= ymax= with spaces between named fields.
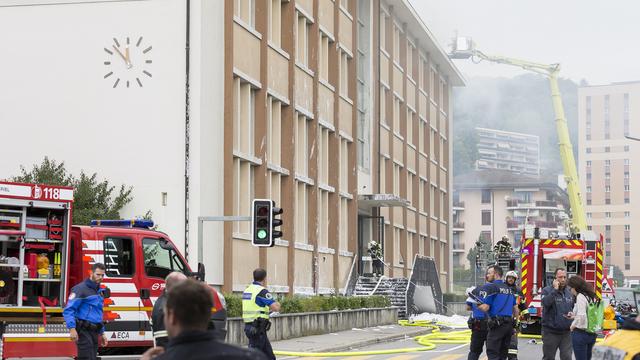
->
xmin=0 ymin=0 xmax=463 ymax=293
xmin=453 ymin=170 xmax=568 ymax=269
xmin=579 ymin=82 xmax=640 ymax=280
xmin=476 ymin=127 xmax=540 ymax=176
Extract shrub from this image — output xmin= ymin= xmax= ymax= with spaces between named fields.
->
xmin=225 ymin=294 xmax=391 ymax=317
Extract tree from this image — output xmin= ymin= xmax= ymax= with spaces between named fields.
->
xmin=10 ymin=157 xmax=133 ymax=225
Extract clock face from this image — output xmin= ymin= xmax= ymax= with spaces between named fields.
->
xmin=103 ymin=36 xmax=152 ymax=88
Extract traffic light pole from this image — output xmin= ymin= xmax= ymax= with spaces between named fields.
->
xmin=196 ymin=216 xmax=251 ymax=264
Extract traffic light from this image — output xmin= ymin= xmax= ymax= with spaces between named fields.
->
xmin=251 ymin=199 xmax=283 ymax=247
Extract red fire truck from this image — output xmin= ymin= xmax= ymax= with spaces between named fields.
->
xmin=519 ymin=226 xmax=604 ymax=334
xmin=0 ymin=181 xmax=226 ymax=358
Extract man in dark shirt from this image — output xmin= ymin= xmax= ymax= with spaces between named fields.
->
xmin=141 ymin=279 xmax=267 ymax=360
xmin=541 ymin=268 xmax=574 ymax=360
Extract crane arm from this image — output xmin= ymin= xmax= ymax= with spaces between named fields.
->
xmin=466 ymin=50 xmax=587 ymax=234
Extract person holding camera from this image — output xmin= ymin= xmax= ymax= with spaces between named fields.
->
xmin=478 ymin=265 xmax=518 ymax=360
xmin=466 ymin=270 xmax=492 ymax=360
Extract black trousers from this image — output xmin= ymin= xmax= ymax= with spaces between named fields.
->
xmin=486 ymin=320 xmax=513 ymax=360
xmin=468 ymin=320 xmax=488 ymax=360
xmin=245 ymin=324 xmax=275 ymax=360
xmin=76 ymin=327 xmax=99 ymax=360
xmin=507 ymin=328 xmax=518 ymax=360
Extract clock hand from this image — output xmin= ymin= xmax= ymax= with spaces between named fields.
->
xmin=125 ymin=46 xmax=132 ymax=69
xmin=112 ymin=45 xmax=128 ymax=65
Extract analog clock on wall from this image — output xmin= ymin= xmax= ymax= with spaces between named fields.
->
xmin=103 ymin=36 xmax=152 ymax=88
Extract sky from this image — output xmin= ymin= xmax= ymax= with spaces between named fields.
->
xmin=410 ymin=0 xmax=640 ymax=85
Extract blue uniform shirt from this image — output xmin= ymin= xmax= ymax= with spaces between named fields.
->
xmin=467 ymin=286 xmax=486 ymax=319
xmin=480 ymin=280 xmax=515 ymax=317
xmin=253 ymin=281 xmax=276 ymax=308
xmin=63 ymin=278 xmax=106 ymax=334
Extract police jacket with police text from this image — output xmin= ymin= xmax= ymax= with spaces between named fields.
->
xmin=480 ymin=280 xmax=516 ymax=317
xmin=62 ymin=278 xmax=106 ymax=334
xmin=152 ymin=291 xmax=169 ymax=347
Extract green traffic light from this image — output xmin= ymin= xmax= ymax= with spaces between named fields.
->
xmin=257 ymin=229 xmax=268 ymax=239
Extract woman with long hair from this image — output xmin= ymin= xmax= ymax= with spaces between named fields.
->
xmin=566 ymin=275 xmax=599 ymax=360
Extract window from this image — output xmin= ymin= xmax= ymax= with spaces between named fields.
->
xmin=268 ymin=0 xmax=282 ymax=46
xmin=339 ymin=50 xmax=351 ymax=98
xmin=605 ymin=146 xmax=610 ymax=153
xmin=233 ymin=158 xmax=254 ymax=235
xmin=318 ymin=32 xmax=332 ymax=82
xmin=406 ymin=110 xmax=414 ymax=145
xmin=104 ymin=237 xmax=134 ymax=277
xmin=625 ymin=225 xmax=631 ymax=231
xmin=625 ymin=251 xmax=631 ymax=256
xmin=235 ymin=0 xmax=256 ymax=28
xmin=606 ymin=198 xmax=611 ymax=204
xmin=406 ymin=43 xmax=414 ymax=79
xmin=379 ymin=11 xmax=387 ymax=52
xmin=605 ymin=160 xmax=611 ymax=166
xmin=233 ymin=79 xmax=255 ymax=155
xmin=393 ymin=97 xmax=400 ymax=134
xmin=393 ymin=25 xmax=400 ymax=63
xmin=605 ymin=186 xmax=611 ymax=193
xmin=586 ymin=161 xmax=592 ymax=167
xmin=606 ymin=212 xmax=611 ymax=218
xmin=393 ymin=164 xmax=400 ymax=196
xmin=296 ymin=114 xmax=309 ymax=175
xmin=587 ymin=225 xmax=592 ymax=230
xmin=481 ymin=190 xmax=491 ymax=204
xmin=295 ymin=182 xmax=309 ymax=243
xmin=587 ymin=173 xmax=592 ymax=180
xmin=587 ymin=199 xmax=592 ymax=205
xmin=625 ymin=172 xmax=630 ymax=179
xmin=339 ymin=197 xmax=349 ymax=251
xmin=586 ymin=147 xmax=591 ymax=154
xmin=296 ymin=13 xmax=310 ymax=67
xmin=406 ymin=173 xmax=414 ymax=206
xmin=625 ymin=185 xmax=631 ymax=191
xmin=606 ymin=238 xmax=611 ymax=244
xmin=419 ymin=119 xmax=426 ymax=153
xmin=381 ymin=87 xmax=388 ymax=126
xmin=626 ymin=211 xmax=631 ymax=218
xmin=625 ymin=198 xmax=630 ymax=204
xmin=142 ymin=238 xmax=186 ymax=279
xmin=419 ymin=179 xmax=426 ymax=212
xmin=625 ymin=159 xmax=630 ymax=166
xmin=625 ymin=237 xmax=630 ymax=244
xmin=587 ymin=212 xmax=592 ymax=218
xmin=625 ymin=145 xmax=630 ymax=152
xmin=625 ymin=264 xmax=630 ymax=270
xmin=340 ymin=138 xmax=349 ymax=191
xmin=481 ymin=210 xmax=491 ymax=225
xmin=267 ymin=97 xmax=282 ymax=165
xmin=394 ymin=228 xmax=402 ymax=266
xmin=318 ymin=190 xmax=329 ymax=249
xmin=606 ymin=225 xmax=611 ymax=231
xmin=429 ymin=185 xmax=436 ymax=215
xmin=318 ymin=127 xmax=329 ymax=184
xmin=586 ymin=134 xmax=591 ymax=140
xmin=587 ymin=187 xmax=592 ymax=193
xmin=605 ymin=173 xmax=611 ymax=180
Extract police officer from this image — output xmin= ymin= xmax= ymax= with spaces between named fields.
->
xmin=504 ymin=271 xmax=528 ymax=360
xmin=242 ymin=268 xmax=281 ymax=360
xmin=466 ymin=269 xmax=492 ymax=360
xmin=478 ymin=265 xmax=517 ymax=360
xmin=63 ymin=263 xmax=109 ymax=360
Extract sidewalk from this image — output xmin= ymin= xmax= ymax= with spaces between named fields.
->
xmin=271 ymin=323 xmax=433 ymax=355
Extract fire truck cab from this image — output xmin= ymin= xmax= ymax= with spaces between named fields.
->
xmin=519 ymin=226 xmax=604 ymax=334
xmin=0 ymin=181 xmax=226 ymax=358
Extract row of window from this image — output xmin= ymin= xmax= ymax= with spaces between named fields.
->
xmin=586 ymin=185 xmax=631 ymax=192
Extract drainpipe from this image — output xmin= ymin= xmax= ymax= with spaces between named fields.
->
xmin=184 ymin=0 xmax=191 ymax=260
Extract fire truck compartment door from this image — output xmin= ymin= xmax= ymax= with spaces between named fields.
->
xmin=542 ymin=248 xmax=583 ymax=260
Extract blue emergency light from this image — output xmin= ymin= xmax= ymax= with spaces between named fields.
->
xmin=90 ymin=219 xmax=155 ymax=229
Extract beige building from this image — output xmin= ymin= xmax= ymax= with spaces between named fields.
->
xmin=579 ymin=82 xmax=640 ymax=280
xmin=224 ymin=0 xmax=463 ymax=294
xmin=453 ymin=171 xmax=568 ymax=269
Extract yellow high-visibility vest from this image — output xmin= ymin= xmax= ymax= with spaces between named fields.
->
xmin=242 ymin=283 xmax=270 ymax=323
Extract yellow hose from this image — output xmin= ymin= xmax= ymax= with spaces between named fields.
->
xmin=274 ymin=320 xmax=471 ymax=357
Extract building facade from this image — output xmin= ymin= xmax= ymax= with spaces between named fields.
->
xmin=0 ymin=0 xmax=462 ymax=293
xmin=453 ymin=170 xmax=568 ymax=269
xmin=476 ymin=127 xmax=540 ymax=176
xmin=579 ymin=82 xmax=640 ymax=280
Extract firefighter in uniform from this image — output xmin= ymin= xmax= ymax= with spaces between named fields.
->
xmin=63 ymin=263 xmax=109 ymax=360
xmin=493 ymin=235 xmax=513 ymax=255
xmin=593 ymin=314 xmax=640 ymax=360
xmin=479 ymin=265 xmax=518 ymax=360
xmin=243 ymin=268 xmax=281 ymax=360
xmin=504 ymin=271 xmax=528 ymax=360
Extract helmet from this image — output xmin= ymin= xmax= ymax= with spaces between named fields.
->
xmin=506 ymin=271 xmax=518 ymax=279
xmin=502 ymin=235 xmax=509 ymax=241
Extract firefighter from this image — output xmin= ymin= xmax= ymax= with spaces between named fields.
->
xmin=493 ymin=235 xmax=513 ymax=255
xmin=63 ymin=263 xmax=109 ymax=360
xmin=505 ymin=271 xmax=528 ymax=360
xmin=593 ymin=314 xmax=640 ymax=360
xmin=243 ymin=268 xmax=281 ymax=360
xmin=478 ymin=265 xmax=518 ymax=360
xmin=151 ymin=271 xmax=188 ymax=348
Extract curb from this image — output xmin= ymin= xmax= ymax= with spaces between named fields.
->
xmin=275 ymin=326 xmax=433 ymax=355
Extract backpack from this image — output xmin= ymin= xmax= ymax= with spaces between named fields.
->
xmin=586 ymin=298 xmax=604 ymax=333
